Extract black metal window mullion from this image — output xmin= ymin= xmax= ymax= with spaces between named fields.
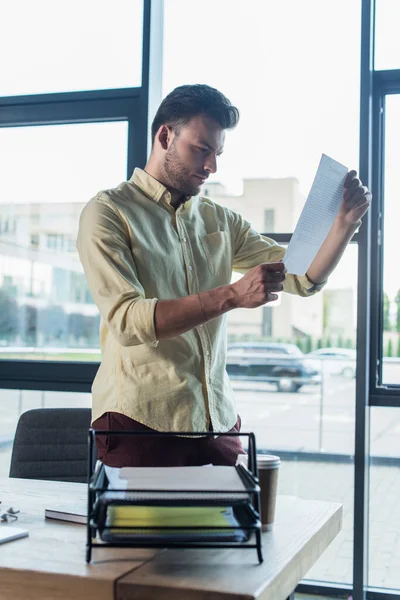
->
xmin=353 ymin=0 xmax=374 ymax=599
xmin=352 ymin=2 xmax=400 ymax=600
xmin=0 ymin=88 xmax=141 ymax=128
xmin=0 ymin=361 xmax=98 ymax=393
xmin=369 ymin=78 xmax=385 ymax=396
xmin=369 ymin=69 xmax=400 ymax=406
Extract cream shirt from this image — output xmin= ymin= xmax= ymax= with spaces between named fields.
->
xmin=77 ymin=168 xmax=325 ymax=432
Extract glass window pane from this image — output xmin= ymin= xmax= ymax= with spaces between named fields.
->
xmin=374 ymin=0 xmax=400 ymax=70
xmin=0 ymin=122 xmax=128 ymax=360
xmin=0 ymin=389 xmax=91 ymax=476
xmin=1 ymin=0 xmax=143 ymax=96
xmin=369 ymin=407 xmax=400 ymax=591
xmin=163 ymin=0 xmax=360 ymax=206
xmin=161 ymin=3 xmax=361 ymax=586
xmin=382 ymin=95 xmax=400 ymax=385
xmin=227 ymin=246 xmax=357 ymax=585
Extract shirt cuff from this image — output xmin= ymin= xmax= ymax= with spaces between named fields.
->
xmin=132 ymin=297 xmax=159 ymax=347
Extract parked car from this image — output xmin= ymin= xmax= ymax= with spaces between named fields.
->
xmin=306 ymin=347 xmax=356 ymax=379
xmin=226 ymin=342 xmax=321 ymax=393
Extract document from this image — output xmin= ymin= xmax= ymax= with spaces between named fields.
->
xmin=283 ymin=154 xmax=348 ymax=275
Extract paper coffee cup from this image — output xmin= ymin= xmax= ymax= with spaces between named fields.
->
xmin=256 ymin=454 xmax=280 ymax=531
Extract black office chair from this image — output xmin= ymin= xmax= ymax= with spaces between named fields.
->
xmin=9 ymin=407 xmax=92 ymax=483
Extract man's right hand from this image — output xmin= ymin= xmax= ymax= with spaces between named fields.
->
xmin=230 ymin=262 xmax=286 ymax=309
xmin=155 ymin=262 xmax=286 ymax=340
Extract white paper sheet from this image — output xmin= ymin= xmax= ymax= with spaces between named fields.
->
xmin=283 ymin=154 xmax=348 ymax=275
xmin=118 ymin=466 xmax=247 ymax=492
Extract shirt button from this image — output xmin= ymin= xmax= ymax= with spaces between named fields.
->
xmin=182 ymin=237 xmax=187 ymax=243
xmin=188 ymin=265 xmax=193 ymax=271
xmin=206 ymin=351 xmax=210 ymax=356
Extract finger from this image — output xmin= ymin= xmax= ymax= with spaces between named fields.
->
xmin=268 ymin=270 xmax=286 ymax=280
xmin=347 ymin=194 xmax=372 ymax=213
xmin=348 ymin=203 xmax=370 ymax=221
xmin=266 ymin=282 xmax=284 ymax=293
xmin=344 ymin=185 xmax=369 ymax=207
xmin=262 ymin=261 xmax=286 ymax=272
xmin=344 ymin=170 xmax=357 ymax=188
xmin=277 ymin=258 xmax=288 ymax=272
xmin=344 ymin=170 xmax=358 ymax=189
xmin=274 ymin=283 xmax=284 ymax=292
xmin=344 ymin=177 xmax=362 ymax=201
xmin=263 ymin=272 xmax=286 ymax=285
xmin=266 ymin=293 xmax=278 ymax=302
xmin=342 ymin=195 xmax=371 ymax=223
xmin=343 ymin=177 xmax=363 ymax=202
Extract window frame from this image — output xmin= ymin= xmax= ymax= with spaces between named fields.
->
xmin=369 ymin=69 xmax=400 ymax=406
xmin=0 ymin=0 xmax=163 ymax=392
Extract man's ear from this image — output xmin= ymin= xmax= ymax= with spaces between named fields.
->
xmin=157 ymin=124 xmax=173 ymax=151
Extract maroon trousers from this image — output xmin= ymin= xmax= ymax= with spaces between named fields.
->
xmin=92 ymin=412 xmax=245 ymax=468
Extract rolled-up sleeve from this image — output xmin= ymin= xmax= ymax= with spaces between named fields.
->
xmin=230 ymin=211 xmax=326 ymax=297
xmin=76 ymin=195 xmax=159 ymax=347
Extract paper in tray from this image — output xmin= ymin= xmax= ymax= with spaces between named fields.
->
xmin=100 ymin=505 xmax=249 ymax=543
xmin=103 ymin=465 xmax=254 ymax=503
xmin=112 ymin=465 xmax=255 ymax=499
xmin=100 ymin=490 xmax=250 ymax=505
xmin=118 ymin=466 xmax=251 ymax=491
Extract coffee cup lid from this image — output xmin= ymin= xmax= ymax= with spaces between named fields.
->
xmin=256 ymin=454 xmax=281 ymax=467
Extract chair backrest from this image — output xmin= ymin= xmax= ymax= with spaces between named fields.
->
xmin=9 ymin=408 xmax=92 ymax=483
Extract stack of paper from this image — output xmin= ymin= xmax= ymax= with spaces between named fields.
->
xmin=116 ymin=466 xmax=251 ymax=500
xmin=98 ymin=466 xmax=255 ymax=543
xmin=101 ymin=504 xmax=247 ymax=543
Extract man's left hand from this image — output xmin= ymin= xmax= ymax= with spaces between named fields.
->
xmin=337 ymin=170 xmax=372 ymax=227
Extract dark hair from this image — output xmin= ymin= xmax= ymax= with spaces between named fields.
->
xmin=151 ymin=84 xmax=239 ymax=144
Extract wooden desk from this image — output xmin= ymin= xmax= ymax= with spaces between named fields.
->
xmin=0 ymin=477 xmax=160 ymax=600
xmin=116 ymin=495 xmax=343 ymax=600
xmin=0 ymin=478 xmax=342 ymax=600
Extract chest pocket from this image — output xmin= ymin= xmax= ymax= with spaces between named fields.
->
xmin=200 ymin=231 xmax=231 ymax=276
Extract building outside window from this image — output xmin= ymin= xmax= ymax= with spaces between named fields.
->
xmin=30 ymin=234 xmax=39 ymax=248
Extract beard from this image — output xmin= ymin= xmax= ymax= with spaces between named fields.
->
xmin=163 ymin=142 xmax=201 ymax=197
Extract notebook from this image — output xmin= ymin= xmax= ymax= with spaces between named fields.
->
xmin=45 ymin=507 xmax=87 ymax=524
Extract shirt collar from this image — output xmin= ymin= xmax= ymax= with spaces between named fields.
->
xmin=129 ymin=168 xmax=192 ymax=208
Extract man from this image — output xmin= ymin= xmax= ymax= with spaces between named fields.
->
xmin=77 ymin=84 xmax=371 ymax=468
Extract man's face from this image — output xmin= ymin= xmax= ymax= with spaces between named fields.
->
xmin=163 ymin=114 xmax=225 ymax=196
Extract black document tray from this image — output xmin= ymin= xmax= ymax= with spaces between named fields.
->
xmin=86 ymin=430 xmax=263 ymax=563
